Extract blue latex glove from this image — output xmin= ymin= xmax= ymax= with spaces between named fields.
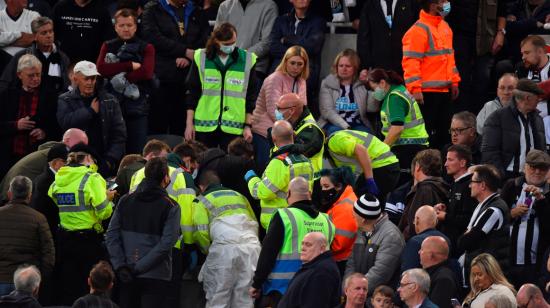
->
xmin=364 ymin=178 xmax=380 ymax=196
xmin=244 ymin=170 xmax=258 ymax=182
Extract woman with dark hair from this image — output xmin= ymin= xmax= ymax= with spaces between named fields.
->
xmin=319 ymin=166 xmax=358 ymax=274
xmin=96 ymin=8 xmax=155 ymax=154
xmin=184 ymin=22 xmax=258 ymax=149
xmin=319 ymin=49 xmax=376 ymax=135
xmin=367 ymin=68 xmax=429 ymax=171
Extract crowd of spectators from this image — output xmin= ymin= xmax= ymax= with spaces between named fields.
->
xmin=2 ymin=0 xmax=550 ymax=307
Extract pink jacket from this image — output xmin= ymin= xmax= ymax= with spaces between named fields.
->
xmin=252 ymin=71 xmax=307 ymax=138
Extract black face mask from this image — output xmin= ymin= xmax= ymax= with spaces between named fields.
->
xmin=320 ymin=188 xmax=339 ymax=207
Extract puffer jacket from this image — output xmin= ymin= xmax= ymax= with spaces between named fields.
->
xmin=56 ymin=88 xmax=127 ymax=164
xmin=105 ymin=179 xmax=181 ymax=281
xmin=0 ymin=290 xmax=42 ymax=308
xmin=344 ymin=214 xmax=405 ymax=293
xmin=318 ymin=74 xmax=377 ymax=129
xmin=481 ymin=100 xmax=546 ymax=176
xmin=0 ymin=200 xmax=54 ymax=283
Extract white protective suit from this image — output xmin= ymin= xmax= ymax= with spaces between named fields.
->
xmin=198 ymin=214 xmax=261 ymax=308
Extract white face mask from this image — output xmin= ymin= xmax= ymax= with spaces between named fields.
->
xmin=220 ymin=43 xmax=236 ymax=55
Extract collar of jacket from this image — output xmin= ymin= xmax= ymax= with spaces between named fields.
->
xmin=159 ymin=0 xmax=195 ymax=30
xmin=136 ymin=177 xmax=170 ymax=195
xmin=288 ymin=199 xmax=318 ymax=217
xmin=509 ymin=98 xmax=540 ymax=118
xmin=301 ymin=250 xmax=333 ymax=268
xmin=419 ymin=9 xmax=443 ymax=26
xmin=293 ymin=107 xmax=312 ymax=130
xmin=288 ymin=8 xmax=313 ymax=20
xmin=6 ymin=199 xmax=29 ymax=206
xmin=324 ymin=73 xmax=361 ymax=91
xmin=425 ymin=259 xmax=450 ymax=274
xmin=371 ymin=213 xmax=389 ymax=233
xmin=514 ymin=175 xmax=550 ymax=194
xmin=271 ymin=144 xmax=302 ymax=157
xmin=202 ymin=183 xmax=225 ymax=195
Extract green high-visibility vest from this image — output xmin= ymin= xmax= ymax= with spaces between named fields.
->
xmin=193 ymin=48 xmax=257 ymax=135
xmin=380 ymin=85 xmax=429 ymax=146
xmin=192 ymin=188 xmax=256 ymax=253
xmin=248 ymin=151 xmax=314 ymax=229
xmin=48 ymin=165 xmax=113 ymax=233
xmin=263 ymin=207 xmax=335 ymax=294
xmin=130 ymin=166 xmax=196 ymax=247
xmin=327 ymin=130 xmax=399 ymax=176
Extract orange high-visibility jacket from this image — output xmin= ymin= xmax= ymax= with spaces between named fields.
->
xmin=328 ymin=185 xmax=358 ymax=262
xmin=402 ymin=10 xmax=461 ymax=94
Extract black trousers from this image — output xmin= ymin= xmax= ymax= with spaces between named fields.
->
xmin=148 ymin=82 xmax=186 ymax=136
xmin=419 ymin=92 xmax=452 ymax=151
xmin=56 ymin=229 xmax=106 ymax=305
xmin=196 ymin=129 xmax=240 ymax=150
xmin=119 ymin=278 xmax=171 ymax=308
xmin=166 ymin=248 xmax=183 ymax=308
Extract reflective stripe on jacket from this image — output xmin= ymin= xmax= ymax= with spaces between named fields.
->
xmin=263 ymin=207 xmax=335 ymax=295
xmin=193 ymin=48 xmax=257 ymax=135
xmin=381 ymin=85 xmax=429 ymax=146
xmin=327 ymin=185 xmax=358 ymax=261
xmin=48 ymin=165 xmax=113 ymax=232
xmin=248 ymin=152 xmax=314 ymax=229
xmin=402 ymin=10 xmax=460 ymax=94
xmin=327 ymin=130 xmax=398 ymax=175
xmin=130 ymin=166 xmax=196 ymax=246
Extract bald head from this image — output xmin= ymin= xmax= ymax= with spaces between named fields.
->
xmin=288 ymin=176 xmax=311 ymax=204
xmin=420 ymin=236 xmax=449 ymax=268
xmin=272 ymin=120 xmax=294 ymax=146
xmin=517 ymin=284 xmax=548 ymax=307
xmin=277 ymin=93 xmax=304 ymax=123
xmin=300 ymin=232 xmax=328 ymax=262
xmin=414 ymin=205 xmax=437 ymax=234
xmin=62 ymin=128 xmax=88 ymax=148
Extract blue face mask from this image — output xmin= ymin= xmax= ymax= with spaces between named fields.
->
xmin=372 ymin=87 xmax=387 ymax=101
xmin=440 ymin=1 xmax=451 ymax=17
xmin=275 ymin=109 xmax=285 ymax=121
xmin=220 ymin=44 xmax=236 ymax=55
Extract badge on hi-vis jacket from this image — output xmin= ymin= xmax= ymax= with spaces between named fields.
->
xmin=56 ymin=193 xmax=76 ymax=205
xmin=205 ymin=76 xmax=220 ymax=84
xmin=227 ymin=78 xmax=244 ymax=86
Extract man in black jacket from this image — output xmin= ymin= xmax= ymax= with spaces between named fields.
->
xmin=357 ymin=0 xmax=419 ymax=75
xmin=438 ymin=144 xmax=478 ymax=257
xmin=420 ymin=236 xmax=461 ymax=308
xmin=142 ymin=0 xmax=210 ymax=135
xmin=30 ymin=144 xmax=67 ymax=240
xmin=482 ymin=79 xmax=546 ymax=181
xmin=458 ymin=164 xmax=510 ymax=286
xmin=500 ymin=149 xmax=550 ymax=289
xmin=105 ymin=157 xmax=181 ymax=308
xmin=277 ymin=232 xmax=341 ymax=308
xmin=56 ymin=61 xmax=127 ymax=177
xmin=0 ymin=17 xmax=70 ymax=134
xmin=0 ymin=54 xmax=56 ymax=177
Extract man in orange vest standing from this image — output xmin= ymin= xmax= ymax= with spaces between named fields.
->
xmin=402 ymin=0 xmax=461 ymax=150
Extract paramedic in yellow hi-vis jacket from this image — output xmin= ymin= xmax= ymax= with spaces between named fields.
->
xmin=246 ymin=120 xmax=315 ymax=230
xmin=192 ymin=170 xmax=260 ymax=308
xmin=326 ymin=130 xmax=400 ymax=205
xmin=48 ymin=144 xmax=114 ymax=305
xmin=184 ymin=22 xmax=258 ymax=150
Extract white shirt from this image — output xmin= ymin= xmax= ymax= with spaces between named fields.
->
xmin=0 ymin=8 xmax=40 ymax=55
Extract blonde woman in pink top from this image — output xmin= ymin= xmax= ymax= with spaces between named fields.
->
xmin=251 ymin=45 xmax=308 ymax=169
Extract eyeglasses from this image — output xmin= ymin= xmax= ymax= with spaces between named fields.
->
xmin=470 ymin=178 xmax=483 ymax=183
xmin=277 ymin=105 xmax=297 ymax=111
xmin=518 ymin=296 xmax=533 ymax=308
xmin=527 ymin=164 xmax=550 ymax=171
xmin=449 ymin=127 xmax=472 ymax=135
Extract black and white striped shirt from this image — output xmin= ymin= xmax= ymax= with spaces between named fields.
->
xmin=467 ymin=193 xmax=505 ymax=234
xmin=509 ymin=183 xmax=541 ymax=266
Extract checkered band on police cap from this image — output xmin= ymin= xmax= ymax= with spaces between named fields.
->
xmin=353 ymin=193 xmax=381 ymax=219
